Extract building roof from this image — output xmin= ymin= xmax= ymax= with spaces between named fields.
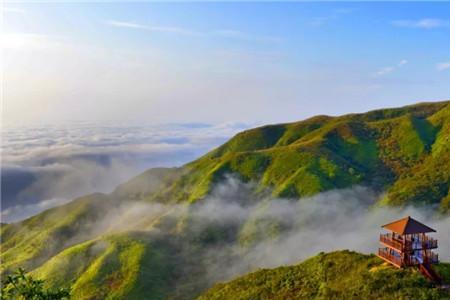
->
xmin=381 ymin=216 xmax=436 ymax=235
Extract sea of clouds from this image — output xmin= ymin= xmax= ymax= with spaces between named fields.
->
xmin=3 ymin=123 xmax=448 ymax=277
xmin=1 ymin=122 xmax=251 ymax=222
xmin=3 ymin=126 xmax=449 ymax=287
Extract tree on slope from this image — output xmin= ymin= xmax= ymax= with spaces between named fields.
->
xmin=1 ymin=268 xmax=70 ymax=300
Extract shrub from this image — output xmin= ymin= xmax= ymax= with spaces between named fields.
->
xmin=1 ymin=268 xmax=70 ymax=300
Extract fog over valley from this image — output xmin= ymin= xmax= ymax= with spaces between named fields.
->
xmin=1 ymin=122 xmax=250 ymax=222
xmin=2 ymin=2 xmax=450 ymax=299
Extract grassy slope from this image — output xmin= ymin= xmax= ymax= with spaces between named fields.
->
xmin=0 ymin=193 xmax=111 ymax=273
xmin=0 ymin=167 xmax=180 ymax=274
xmin=144 ymin=101 xmax=450 ymax=210
xmin=31 ymin=233 xmax=182 ymax=300
xmin=198 ymin=250 xmax=450 ymax=300
xmin=29 ymin=226 xmax=226 ymax=300
xmin=2 ymin=101 xmax=450 ymax=299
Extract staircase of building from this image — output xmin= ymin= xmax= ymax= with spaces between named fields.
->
xmin=419 ymin=263 xmax=442 ymax=284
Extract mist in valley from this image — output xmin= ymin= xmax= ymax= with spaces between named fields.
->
xmin=1 ymin=122 xmax=249 ymax=223
xmin=33 ymin=176 xmax=449 ymax=286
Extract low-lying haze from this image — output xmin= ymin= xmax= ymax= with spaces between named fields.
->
xmin=34 ymin=177 xmax=449 ymax=286
xmin=1 ymin=122 xmax=250 ymax=222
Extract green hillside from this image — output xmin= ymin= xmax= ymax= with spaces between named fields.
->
xmin=1 ymin=101 xmax=450 ymax=299
xmin=137 ymin=100 xmax=450 ymax=210
xmin=1 ymin=193 xmax=112 ymax=273
xmin=30 ymin=233 xmax=183 ymax=300
xmin=198 ymin=251 xmax=450 ymax=300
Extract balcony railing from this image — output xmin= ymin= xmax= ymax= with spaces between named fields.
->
xmin=429 ymin=252 xmax=439 ymax=264
xmin=378 ymin=248 xmax=402 ymax=267
xmin=380 ymin=234 xmax=404 ymax=251
xmin=412 ymin=238 xmax=438 ymax=250
xmin=410 ymin=252 xmax=439 ymax=265
xmin=378 ymin=248 xmax=439 ymax=267
xmin=379 ymin=234 xmax=437 ymax=251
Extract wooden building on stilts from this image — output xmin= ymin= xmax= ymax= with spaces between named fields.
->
xmin=377 ymin=216 xmax=442 ymax=284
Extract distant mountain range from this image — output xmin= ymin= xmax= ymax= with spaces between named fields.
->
xmin=1 ymin=100 xmax=449 ymax=299
xmin=115 ymin=100 xmax=450 ymax=209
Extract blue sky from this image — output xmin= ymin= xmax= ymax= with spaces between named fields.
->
xmin=3 ymin=2 xmax=450 ymax=126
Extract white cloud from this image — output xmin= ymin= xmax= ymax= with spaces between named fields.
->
xmin=436 ymin=61 xmax=450 ymax=71
xmin=373 ymin=59 xmax=408 ymax=77
xmin=1 ymin=122 xmax=251 ymax=222
xmin=105 ymin=20 xmax=280 ymax=42
xmin=105 ymin=20 xmax=146 ymax=29
xmin=212 ymin=29 xmax=280 ymax=43
xmin=392 ymin=18 xmax=450 ymax=29
xmin=398 ymin=59 xmax=408 ymax=66
xmin=104 ymin=20 xmax=201 ymax=36
xmin=310 ymin=7 xmax=354 ymax=27
xmin=375 ymin=67 xmax=394 ymax=77
xmin=1 ymin=198 xmax=71 ymax=223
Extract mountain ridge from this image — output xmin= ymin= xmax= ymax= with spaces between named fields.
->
xmin=133 ymin=100 xmax=450 ymax=208
xmin=1 ymin=100 xmax=450 ymax=299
